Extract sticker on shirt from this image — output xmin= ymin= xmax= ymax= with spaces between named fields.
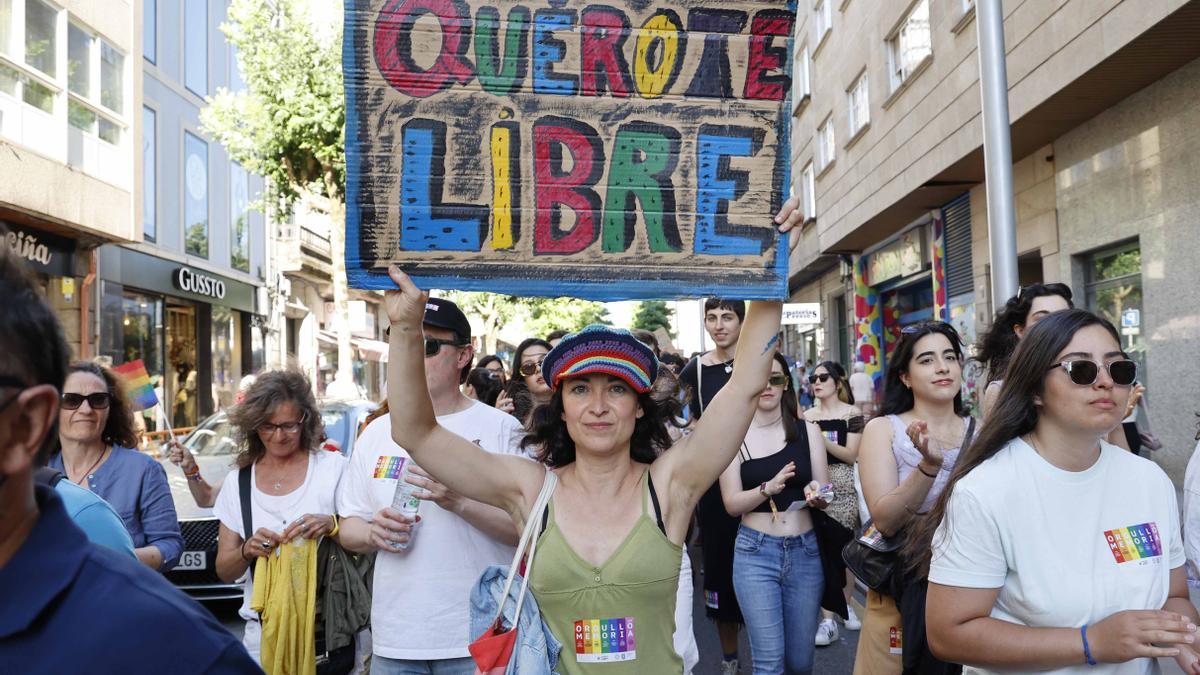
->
xmin=373 ymin=456 xmax=406 ymax=480
xmin=889 ymin=626 xmax=903 ymax=654
xmin=1105 ymin=522 xmax=1163 ymax=566
xmin=704 ymin=590 xmax=719 ymax=609
xmin=574 ymin=618 xmax=636 ymax=663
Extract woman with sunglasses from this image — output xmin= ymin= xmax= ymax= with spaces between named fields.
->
xmin=212 ymin=370 xmax=347 ymax=662
xmin=718 ymin=353 xmax=831 ymax=674
xmin=51 ymin=361 xmax=184 ymax=572
xmin=976 ymin=282 xmax=1074 ymax=419
xmin=853 ymin=321 xmax=974 ymax=675
xmin=923 ymin=309 xmax=1199 ymax=674
xmin=803 ymin=361 xmax=865 ymax=637
xmin=495 ymin=338 xmax=553 ymax=422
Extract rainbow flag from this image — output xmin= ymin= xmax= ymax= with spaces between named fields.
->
xmin=112 ymin=360 xmax=158 ymax=411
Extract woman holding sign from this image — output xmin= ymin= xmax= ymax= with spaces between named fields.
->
xmin=382 ymin=204 xmax=803 ymax=673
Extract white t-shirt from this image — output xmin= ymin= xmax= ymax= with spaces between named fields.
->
xmin=336 ymin=401 xmax=525 ymax=660
xmin=930 ymin=438 xmax=1184 ymax=675
xmin=1182 ymin=440 xmax=1200 ymax=586
xmin=212 ymin=449 xmax=347 ymax=660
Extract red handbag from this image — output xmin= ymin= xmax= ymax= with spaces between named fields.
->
xmin=468 ymin=471 xmax=556 ymax=675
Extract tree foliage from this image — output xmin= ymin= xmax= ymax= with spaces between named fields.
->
xmin=523 ymin=298 xmax=611 ymax=338
xmin=632 ymin=300 xmax=674 ymax=337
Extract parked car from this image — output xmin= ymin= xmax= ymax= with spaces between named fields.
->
xmin=161 ymin=399 xmax=377 ymax=601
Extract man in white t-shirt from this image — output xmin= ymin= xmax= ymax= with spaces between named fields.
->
xmin=337 ymin=297 xmax=524 ymax=675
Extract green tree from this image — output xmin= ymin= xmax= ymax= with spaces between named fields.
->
xmin=632 ymin=300 xmax=674 ymax=337
xmin=437 ymin=291 xmax=526 ymax=355
xmin=524 ymin=298 xmax=611 ymax=338
xmin=200 ymin=0 xmax=352 ymax=393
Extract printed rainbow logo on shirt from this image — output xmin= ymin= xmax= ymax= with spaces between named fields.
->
xmin=574 ymin=618 xmax=636 ymax=663
xmin=373 ymin=456 xmax=406 ymax=479
xmin=1104 ymin=522 xmax=1163 ymax=564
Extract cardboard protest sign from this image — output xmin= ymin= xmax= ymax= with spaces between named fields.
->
xmin=344 ymin=0 xmax=796 ymax=300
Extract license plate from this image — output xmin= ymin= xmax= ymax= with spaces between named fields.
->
xmin=177 ymin=550 xmax=207 ymax=571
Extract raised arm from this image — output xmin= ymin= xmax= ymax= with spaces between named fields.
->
xmin=384 ymin=266 xmax=545 ymax=521
xmin=656 ymin=299 xmax=782 ymax=503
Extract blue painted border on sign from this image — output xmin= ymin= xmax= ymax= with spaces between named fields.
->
xmin=343 ymin=0 xmax=795 ymax=301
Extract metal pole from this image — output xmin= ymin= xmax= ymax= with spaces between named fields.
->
xmin=975 ymin=0 xmax=1020 ymax=307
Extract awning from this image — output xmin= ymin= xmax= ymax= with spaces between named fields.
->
xmin=353 ymin=337 xmax=389 ymax=363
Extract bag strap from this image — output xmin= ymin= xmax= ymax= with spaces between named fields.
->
xmin=696 ymin=355 xmax=704 ymax=415
xmin=34 ymin=466 xmax=66 ymax=487
xmin=491 ymin=470 xmax=558 ymax=627
xmin=239 ymin=464 xmax=254 ymax=580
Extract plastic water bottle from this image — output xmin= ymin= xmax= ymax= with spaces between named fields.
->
xmin=390 ymin=462 xmax=421 ymax=550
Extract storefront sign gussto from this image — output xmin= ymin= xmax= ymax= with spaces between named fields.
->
xmin=171 ymin=267 xmax=227 ymax=300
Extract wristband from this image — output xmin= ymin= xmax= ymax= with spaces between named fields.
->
xmin=1081 ymin=624 xmax=1097 ymax=666
xmin=759 ymin=482 xmax=770 ymax=498
xmin=917 ymin=463 xmax=939 ymax=479
xmin=328 ymin=515 xmax=340 ymax=538
xmin=186 ymin=471 xmax=204 ymax=482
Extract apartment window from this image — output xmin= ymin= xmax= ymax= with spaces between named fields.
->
xmin=18 ymin=0 xmax=56 ymax=112
xmin=143 ymin=106 xmax=156 ymax=241
xmin=847 ymin=72 xmax=869 ymax=138
xmin=801 ymin=161 xmax=816 ymax=221
xmin=184 ymin=0 xmax=207 ymax=96
xmin=230 ymin=161 xmax=250 ymax=272
xmin=143 ymin=0 xmax=155 ymax=62
xmin=812 ymin=0 xmax=832 ymax=47
xmin=816 ymin=116 xmax=835 ymax=172
xmin=184 ymin=131 xmax=209 ymax=257
xmin=792 ymin=45 xmax=811 ymax=114
xmin=1085 ymin=241 xmax=1144 ymax=373
xmin=66 ymin=24 xmax=125 ymax=145
xmin=887 ymin=0 xmax=932 ymax=92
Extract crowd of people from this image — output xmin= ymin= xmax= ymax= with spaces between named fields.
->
xmin=4 ymin=204 xmax=1200 ymax=675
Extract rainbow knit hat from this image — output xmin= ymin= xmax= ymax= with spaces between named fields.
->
xmin=541 ymin=325 xmax=659 ymax=394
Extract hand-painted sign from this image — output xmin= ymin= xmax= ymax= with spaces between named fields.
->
xmin=344 ymin=0 xmax=796 ymax=300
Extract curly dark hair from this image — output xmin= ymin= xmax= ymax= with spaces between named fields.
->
xmin=975 ymin=282 xmax=1074 ymax=383
xmin=67 ymin=362 xmax=139 ymax=449
xmin=228 ymin=370 xmax=324 ymax=469
xmin=521 ymin=386 xmax=682 ymax=468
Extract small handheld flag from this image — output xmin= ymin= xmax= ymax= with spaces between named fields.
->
xmin=112 ymin=360 xmax=158 ymax=411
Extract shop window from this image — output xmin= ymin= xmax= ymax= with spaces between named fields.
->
xmin=66 ymin=22 xmax=125 ymax=146
xmin=143 ymin=0 xmax=156 ymax=63
xmin=211 ymin=306 xmax=242 ymax=411
xmin=184 ymin=0 xmax=207 ymax=97
xmin=100 ymin=284 xmax=167 ymax=431
xmin=143 ymin=107 xmax=156 ymax=241
xmin=230 ymin=161 xmax=250 ymax=272
xmin=1084 ymin=241 xmax=1144 ymax=377
xmin=184 ymin=131 xmax=209 ymax=257
xmin=887 ymin=0 xmax=932 ymax=93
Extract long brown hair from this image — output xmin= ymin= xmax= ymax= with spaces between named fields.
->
xmin=228 ymin=370 xmax=323 ymax=468
xmin=906 ymin=310 xmax=1122 ymax=576
xmin=67 ymin=361 xmax=139 ymax=449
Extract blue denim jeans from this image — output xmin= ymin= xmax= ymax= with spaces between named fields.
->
xmin=370 ymin=655 xmax=476 ymax=675
xmin=732 ymin=524 xmax=825 ymax=675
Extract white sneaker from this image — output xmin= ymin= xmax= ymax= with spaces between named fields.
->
xmin=815 ymin=618 xmax=839 ymax=646
xmin=844 ymin=605 xmax=862 ymax=631
xmin=720 ymin=658 xmax=740 ymax=675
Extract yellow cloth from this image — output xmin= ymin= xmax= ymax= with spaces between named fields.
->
xmin=250 ymin=539 xmax=318 ymax=675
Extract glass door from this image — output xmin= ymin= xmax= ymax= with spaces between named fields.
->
xmin=166 ymin=302 xmax=199 ymax=428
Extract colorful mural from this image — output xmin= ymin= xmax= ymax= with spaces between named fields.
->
xmin=853 ymin=256 xmax=882 ymax=393
xmin=931 ymin=212 xmax=949 ymax=322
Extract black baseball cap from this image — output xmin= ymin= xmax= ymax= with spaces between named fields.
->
xmin=423 ymin=298 xmax=471 ymax=344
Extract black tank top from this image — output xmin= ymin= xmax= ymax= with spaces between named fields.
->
xmin=738 ymin=434 xmax=813 ymax=513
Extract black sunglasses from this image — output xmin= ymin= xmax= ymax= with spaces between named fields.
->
xmin=424 ymin=337 xmax=465 ymax=357
xmin=808 ymin=373 xmax=831 ymax=384
xmin=519 ymin=358 xmax=546 ymax=377
xmin=1050 ymin=359 xmax=1137 ymax=386
xmin=61 ymin=392 xmax=111 ymax=410
xmin=1019 ymin=282 xmax=1073 ymax=302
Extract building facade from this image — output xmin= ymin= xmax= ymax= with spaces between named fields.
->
xmin=787 ymin=0 xmax=1200 ymax=480
xmin=95 ymin=0 xmax=269 ymax=430
xmin=2 ymin=0 xmax=139 ymax=357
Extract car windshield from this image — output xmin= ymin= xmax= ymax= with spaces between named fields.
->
xmin=183 ymin=413 xmax=239 ymax=457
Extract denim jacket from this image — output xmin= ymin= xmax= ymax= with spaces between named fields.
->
xmin=470 ymin=564 xmax=562 ymax=675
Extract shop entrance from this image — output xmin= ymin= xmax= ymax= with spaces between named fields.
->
xmin=166 ymin=303 xmax=200 ymax=429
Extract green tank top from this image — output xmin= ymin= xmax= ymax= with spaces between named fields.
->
xmin=531 ymin=470 xmax=684 ymax=674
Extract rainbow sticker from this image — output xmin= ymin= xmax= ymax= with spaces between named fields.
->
xmin=373 ymin=456 xmax=406 ymax=480
xmin=1104 ymin=522 xmax=1162 ymax=564
xmin=574 ymin=618 xmax=636 ymax=663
